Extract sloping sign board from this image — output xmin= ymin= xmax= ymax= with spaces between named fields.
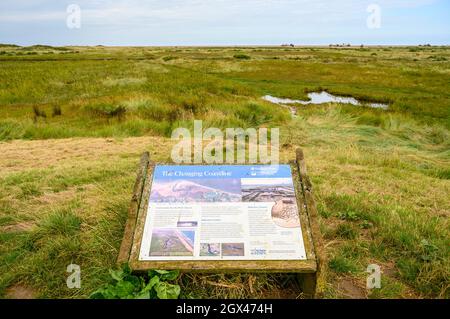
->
xmin=140 ymin=164 xmax=306 ymax=262
xmin=119 ymin=152 xmax=318 ymax=275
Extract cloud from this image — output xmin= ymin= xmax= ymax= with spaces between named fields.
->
xmin=0 ymin=0 xmax=440 ymax=23
xmin=0 ymin=0 xmax=446 ymax=45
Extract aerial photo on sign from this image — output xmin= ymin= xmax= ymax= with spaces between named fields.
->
xmin=150 ymin=178 xmax=241 ymax=203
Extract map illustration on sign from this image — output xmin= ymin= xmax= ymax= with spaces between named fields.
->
xmin=139 ymin=165 xmax=307 ymax=261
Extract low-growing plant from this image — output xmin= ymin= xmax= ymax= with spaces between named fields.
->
xmin=233 ymin=54 xmax=251 ymax=60
xmin=328 ymin=256 xmax=357 ymax=273
xmin=337 ymin=210 xmax=360 ymax=221
xmin=335 ymin=223 xmax=358 ymax=239
xmin=39 ymin=209 xmax=81 ymax=236
xmin=90 ymin=265 xmax=181 ymax=299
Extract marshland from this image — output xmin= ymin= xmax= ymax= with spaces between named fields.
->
xmin=0 ymin=44 xmax=449 ymax=298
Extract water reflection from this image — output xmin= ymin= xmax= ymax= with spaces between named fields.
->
xmin=262 ymin=91 xmax=389 ymax=116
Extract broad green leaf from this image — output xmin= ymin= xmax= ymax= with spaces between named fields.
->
xmin=149 ymin=269 xmax=180 ymax=281
xmin=89 ymin=291 xmax=105 ymax=299
xmin=112 ymin=280 xmax=136 ymax=298
xmin=123 ymin=274 xmax=140 ymax=287
xmin=154 ymin=281 xmax=180 ymax=299
xmin=142 ymin=276 xmax=159 ymax=293
xmin=91 ymin=266 xmax=181 ymax=300
xmin=135 ymin=291 xmax=150 ymax=299
xmin=90 ymin=284 xmax=119 ymax=299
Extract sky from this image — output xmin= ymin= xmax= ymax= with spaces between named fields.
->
xmin=0 ymin=0 xmax=449 ymax=46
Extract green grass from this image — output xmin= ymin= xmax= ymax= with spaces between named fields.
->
xmin=0 ymin=45 xmax=449 ymax=299
xmin=328 ymin=256 xmax=358 ymax=274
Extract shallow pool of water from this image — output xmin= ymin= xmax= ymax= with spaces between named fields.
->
xmin=262 ymin=91 xmax=389 ymax=114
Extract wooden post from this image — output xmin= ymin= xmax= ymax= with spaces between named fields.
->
xmin=300 ymin=273 xmax=317 ymax=299
xmin=296 ymin=148 xmax=324 ymax=298
xmin=117 ymin=152 xmax=150 ymax=264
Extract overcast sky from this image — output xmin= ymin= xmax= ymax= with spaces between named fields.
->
xmin=0 ymin=0 xmax=449 ymax=46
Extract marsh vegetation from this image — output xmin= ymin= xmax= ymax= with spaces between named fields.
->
xmin=0 ymin=45 xmax=449 ymax=299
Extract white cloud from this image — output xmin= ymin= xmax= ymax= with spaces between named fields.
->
xmin=0 ymin=0 xmax=446 ymax=45
xmin=0 ymin=0 xmax=439 ymax=24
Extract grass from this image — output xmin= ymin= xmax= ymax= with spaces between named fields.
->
xmin=0 ymin=45 xmax=449 ymax=299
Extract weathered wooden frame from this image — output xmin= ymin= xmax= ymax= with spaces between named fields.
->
xmin=118 ymin=148 xmax=323 ymax=297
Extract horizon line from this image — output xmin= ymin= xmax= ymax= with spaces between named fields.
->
xmin=2 ymin=43 xmax=450 ymax=48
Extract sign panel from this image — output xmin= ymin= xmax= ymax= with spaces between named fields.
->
xmin=139 ymin=165 xmax=306 ymax=261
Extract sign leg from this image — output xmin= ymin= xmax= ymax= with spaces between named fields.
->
xmin=299 ymin=273 xmax=317 ymax=298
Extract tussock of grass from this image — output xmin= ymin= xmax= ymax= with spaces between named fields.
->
xmin=329 ymin=256 xmax=358 ymax=274
xmin=38 ymin=208 xmax=81 ymax=236
xmin=335 ymin=224 xmax=358 ymax=240
xmin=233 ymin=54 xmax=251 ymax=60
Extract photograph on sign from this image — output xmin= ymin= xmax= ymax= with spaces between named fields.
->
xmin=139 ymin=165 xmax=306 ymax=261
